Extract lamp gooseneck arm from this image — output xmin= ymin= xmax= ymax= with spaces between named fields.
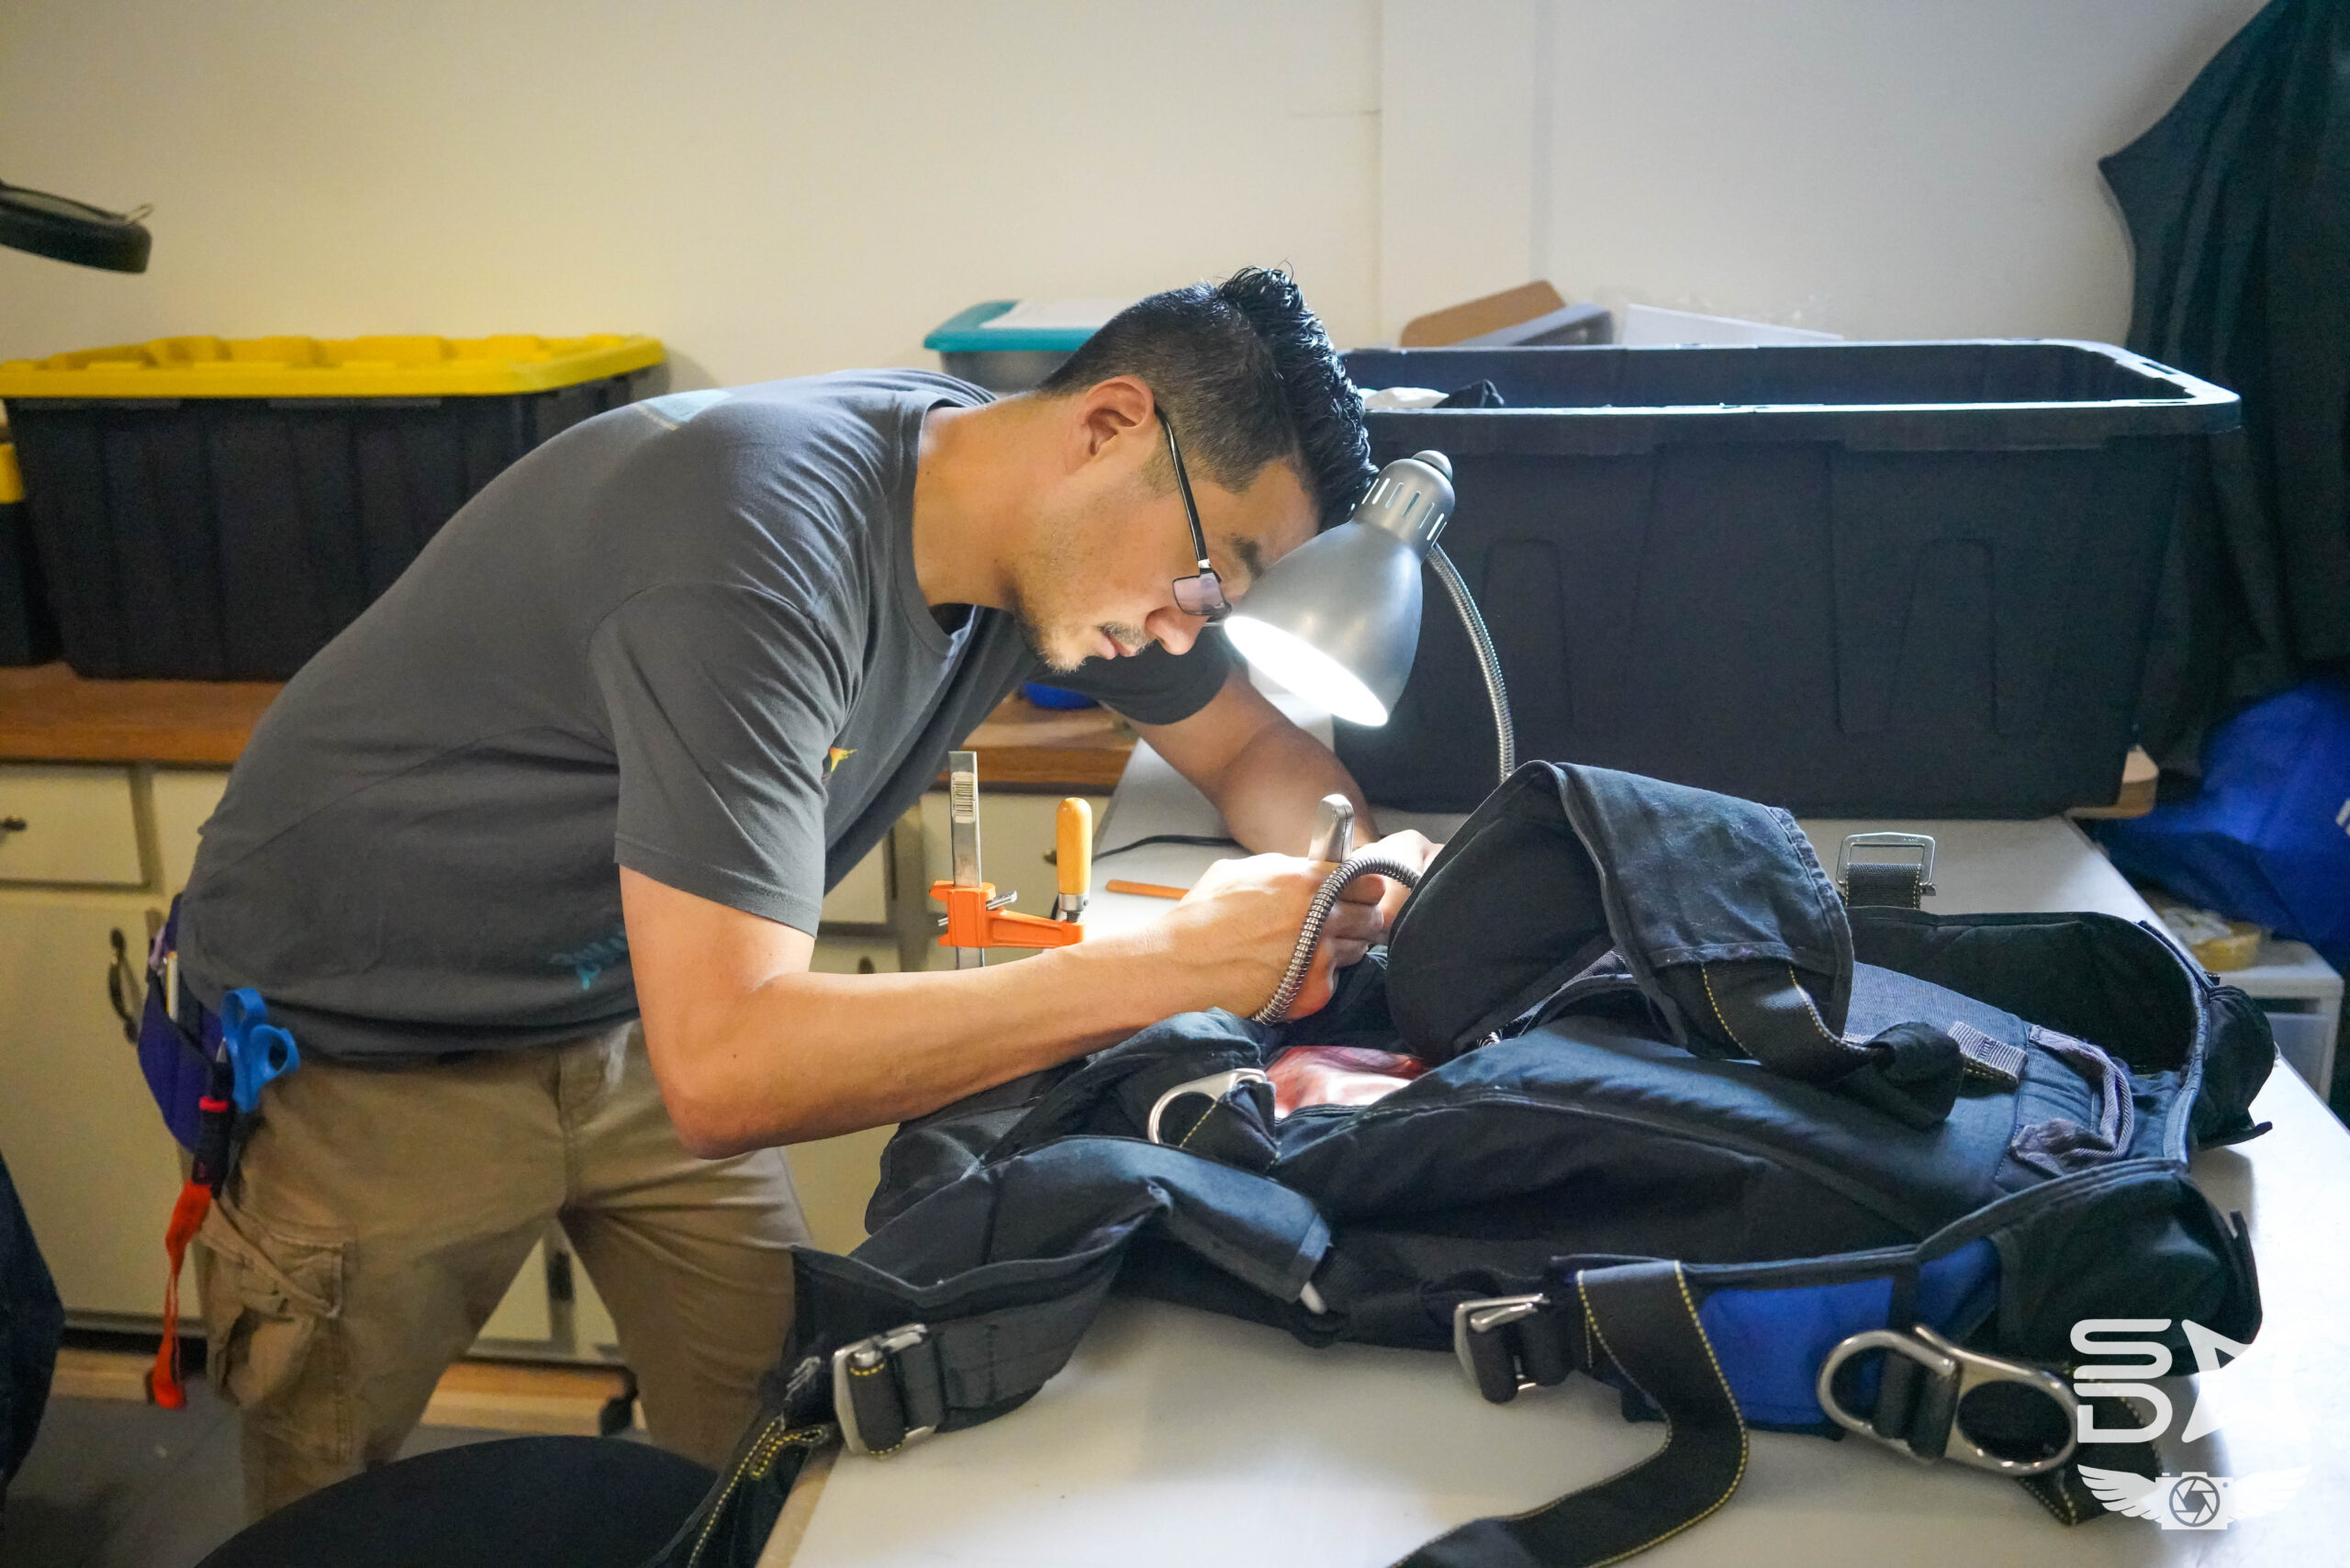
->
xmin=1427 ymin=543 xmax=1516 ymax=785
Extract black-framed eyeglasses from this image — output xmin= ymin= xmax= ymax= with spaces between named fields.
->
xmin=1162 ymin=416 xmax=1229 ymax=621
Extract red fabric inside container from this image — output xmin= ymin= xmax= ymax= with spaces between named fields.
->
xmin=1269 ymin=1045 xmax=1427 ymax=1116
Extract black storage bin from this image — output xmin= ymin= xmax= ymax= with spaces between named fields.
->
xmin=0 ymin=444 xmax=60 ymax=666
xmin=1339 ymin=342 xmax=2239 ymax=817
xmin=0 ymin=334 xmax=661 ymax=680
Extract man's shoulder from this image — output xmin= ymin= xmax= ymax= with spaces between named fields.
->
xmin=653 ymin=369 xmax=989 ymax=442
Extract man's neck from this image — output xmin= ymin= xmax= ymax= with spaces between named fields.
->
xmin=912 ymin=398 xmax=1036 ymax=611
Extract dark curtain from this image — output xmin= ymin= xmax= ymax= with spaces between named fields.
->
xmin=2101 ymin=0 xmax=2350 ymax=770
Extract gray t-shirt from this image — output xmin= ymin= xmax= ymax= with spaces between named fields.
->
xmin=178 ymin=371 xmax=1230 ymax=1060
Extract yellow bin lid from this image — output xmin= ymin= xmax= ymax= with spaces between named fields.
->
xmin=0 ymin=445 xmax=19 ymax=504
xmin=0 ymin=333 xmax=665 ymax=398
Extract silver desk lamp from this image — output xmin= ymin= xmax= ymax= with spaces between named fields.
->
xmin=1223 ymin=450 xmax=1516 ymax=787
xmin=0 ymin=176 xmax=151 ymax=273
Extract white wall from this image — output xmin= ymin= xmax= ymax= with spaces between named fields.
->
xmin=1384 ymin=0 xmax=2269 ymax=343
xmin=0 ymin=0 xmax=2268 ymax=385
xmin=0 ymin=1 xmax=1382 ymax=386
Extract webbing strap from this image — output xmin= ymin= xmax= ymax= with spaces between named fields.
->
xmin=1844 ymin=860 xmax=1925 ymax=910
xmin=1696 ymin=961 xmax=1874 ymax=1082
xmin=1399 ymin=1262 xmax=1747 ymax=1568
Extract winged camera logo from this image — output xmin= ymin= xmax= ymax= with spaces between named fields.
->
xmin=2072 ymin=1318 xmax=2312 ymax=1530
xmin=2077 ymin=1466 xmax=2309 ymax=1530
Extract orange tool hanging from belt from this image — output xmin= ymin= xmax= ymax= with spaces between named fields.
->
xmin=930 ymin=752 xmax=1088 ymax=959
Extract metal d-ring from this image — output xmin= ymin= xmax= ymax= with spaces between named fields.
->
xmin=1146 ymin=1069 xmax=1271 ymax=1146
xmin=1816 ymin=1323 xmax=2076 ymax=1476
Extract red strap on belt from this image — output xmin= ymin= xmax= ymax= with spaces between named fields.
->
xmin=149 ymin=1177 xmax=212 ymax=1408
xmin=150 ymin=1088 xmax=232 ymax=1408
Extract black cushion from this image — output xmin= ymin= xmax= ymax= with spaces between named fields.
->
xmin=196 ymin=1436 xmax=715 ymax=1568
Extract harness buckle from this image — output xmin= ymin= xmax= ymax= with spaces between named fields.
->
xmin=1816 ymin=1323 xmax=2076 ymax=1476
xmin=833 ymin=1323 xmax=937 ymax=1457
xmin=1837 ymin=832 xmax=1938 ymax=898
xmin=1146 ymin=1069 xmax=1271 ymax=1146
xmin=1452 ymin=1294 xmax=1568 ymax=1405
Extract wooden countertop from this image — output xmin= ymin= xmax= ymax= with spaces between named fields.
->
xmin=0 ymin=663 xmax=1140 ymax=789
xmin=0 ymin=662 xmax=282 ymax=766
xmin=0 ymin=661 xmax=2150 ymax=815
xmin=955 ymin=694 xmax=1136 ymax=792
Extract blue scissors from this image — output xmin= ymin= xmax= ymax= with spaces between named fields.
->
xmin=218 ymin=987 xmax=300 ymax=1114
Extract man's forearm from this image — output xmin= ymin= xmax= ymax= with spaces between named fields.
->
xmin=627 ymin=855 xmax=1361 ymax=1157
xmin=657 ymin=935 xmax=1185 ymax=1153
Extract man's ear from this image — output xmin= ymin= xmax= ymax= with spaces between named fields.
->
xmin=1066 ymin=375 xmax=1157 ymax=468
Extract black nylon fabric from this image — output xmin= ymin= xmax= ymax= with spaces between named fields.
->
xmin=1385 ymin=764 xmax=1851 ymax=1066
xmin=650 ymin=766 xmax=2270 ymax=1568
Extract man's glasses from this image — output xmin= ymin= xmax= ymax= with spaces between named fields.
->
xmin=1162 ymin=417 xmax=1229 ymax=621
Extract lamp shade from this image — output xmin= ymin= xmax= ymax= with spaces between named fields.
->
xmin=0 ymin=179 xmax=151 ymax=272
xmin=1223 ymin=450 xmax=1454 ymax=726
xmin=1225 ymin=525 xmax=1422 ymax=723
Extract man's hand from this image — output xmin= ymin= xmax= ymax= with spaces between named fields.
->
xmin=1320 ymin=829 xmax=1439 ymax=972
xmin=1144 ymin=852 xmax=1334 ymax=1017
xmin=1137 ymin=828 xmax=1442 ymax=1021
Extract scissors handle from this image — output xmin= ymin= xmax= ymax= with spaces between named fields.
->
xmin=219 ymin=987 xmax=301 ymax=1114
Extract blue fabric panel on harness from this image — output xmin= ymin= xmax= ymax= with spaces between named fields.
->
xmin=1696 ymin=1238 xmax=1999 ymax=1427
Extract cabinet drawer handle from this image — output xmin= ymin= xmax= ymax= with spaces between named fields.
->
xmin=0 ymin=817 xmax=24 ymax=834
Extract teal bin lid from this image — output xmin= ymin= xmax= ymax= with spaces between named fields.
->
xmin=925 ymin=300 xmax=1108 ymax=353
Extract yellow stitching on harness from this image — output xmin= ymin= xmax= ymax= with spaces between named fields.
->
xmin=688 ymin=1418 xmax=793 ymax=1567
xmin=1698 ymin=966 xmax=1750 ymax=1054
xmin=1475 ymin=1281 xmax=1673 ymax=1526
xmin=1175 ymin=1099 xmax=1213 ymax=1151
xmin=2019 ymin=1472 xmax=2082 ymax=1527
xmin=1483 ymin=1265 xmax=1748 ymax=1558
xmin=1785 ymin=967 xmax=1863 ymax=1055
xmin=1556 ymin=1265 xmax=1750 ymax=1568
xmin=1711 ymin=961 xmax=1869 ymax=1065
xmin=846 ymin=1356 xmax=914 ymax=1454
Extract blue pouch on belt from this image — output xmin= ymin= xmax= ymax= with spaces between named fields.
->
xmin=139 ymin=899 xmax=218 ymax=1151
xmin=139 ymin=896 xmax=299 ymax=1150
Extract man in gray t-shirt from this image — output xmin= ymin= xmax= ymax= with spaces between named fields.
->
xmin=180 ymin=270 xmax=1426 ymax=1515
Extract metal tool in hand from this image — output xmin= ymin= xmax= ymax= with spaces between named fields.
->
xmin=1306 ymin=794 xmax=1354 ymax=864
xmin=1253 ymin=794 xmax=1419 ymax=1025
xmin=930 ymin=751 xmax=1089 ymax=963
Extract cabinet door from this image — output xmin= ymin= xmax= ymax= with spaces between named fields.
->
xmin=150 ymin=767 xmax=231 ymax=894
xmin=0 ymin=893 xmax=183 ymax=1321
xmin=817 ymin=842 xmax=890 ymax=927
xmin=0 ymin=766 xmax=144 ymax=887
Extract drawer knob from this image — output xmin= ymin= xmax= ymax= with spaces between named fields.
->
xmin=0 ymin=817 xmax=24 ymax=834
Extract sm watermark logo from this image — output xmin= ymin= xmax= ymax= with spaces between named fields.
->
xmin=2069 ymin=1318 xmax=2309 ymax=1530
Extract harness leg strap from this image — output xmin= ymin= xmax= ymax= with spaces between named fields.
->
xmin=1406 ymin=1260 xmax=1748 ymax=1568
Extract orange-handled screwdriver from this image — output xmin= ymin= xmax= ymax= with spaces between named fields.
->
xmin=1054 ymin=798 xmax=1092 ymax=922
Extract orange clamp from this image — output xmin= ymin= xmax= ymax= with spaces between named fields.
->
xmin=931 ymin=880 xmax=1085 ymax=950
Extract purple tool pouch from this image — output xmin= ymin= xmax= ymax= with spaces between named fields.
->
xmin=138 ymin=897 xmax=221 ymax=1152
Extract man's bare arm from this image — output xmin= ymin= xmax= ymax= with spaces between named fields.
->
xmin=1133 ymin=670 xmax=1437 ymax=965
xmin=623 ymin=847 xmax=1377 ymax=1155
xmin=1131 ymin=668 xmax=1379 ymax=852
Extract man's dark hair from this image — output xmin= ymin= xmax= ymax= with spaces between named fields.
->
xmin=1035 ymin=267 xmax=1372 ymax=531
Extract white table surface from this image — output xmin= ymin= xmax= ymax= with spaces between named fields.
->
xmin=778 ymin=742 xmax=2350 ymax=1566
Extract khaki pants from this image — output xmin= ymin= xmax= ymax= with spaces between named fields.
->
xmin=195 ymin=1023 xmax=806 ymax=1518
